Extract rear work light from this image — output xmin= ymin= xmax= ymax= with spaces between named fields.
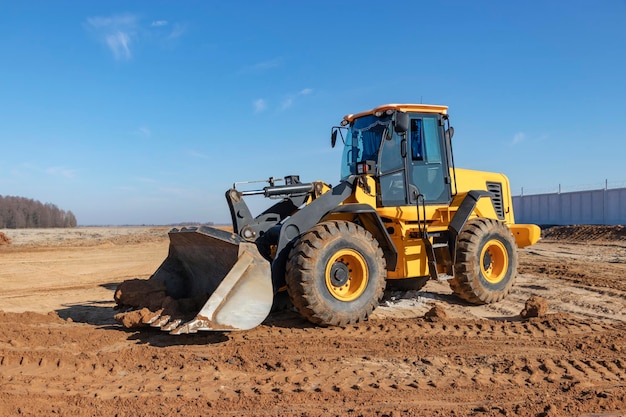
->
xmin=356 ymin=161 xmax=370 ymax=175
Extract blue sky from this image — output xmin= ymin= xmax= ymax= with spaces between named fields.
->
xmin=1 ymin=1 xmax=625 ymax=225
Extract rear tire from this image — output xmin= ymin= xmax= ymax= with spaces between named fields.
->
xmin=286 ymin=220 xmax=386 ymax=326
xmin=449 ymin=218 xmax=518 ymax=304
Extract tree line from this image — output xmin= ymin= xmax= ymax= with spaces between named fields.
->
xmin=0 ymin=195 xmax=77 ymax=228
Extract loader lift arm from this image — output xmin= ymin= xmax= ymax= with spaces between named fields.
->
xmin=271 ymin=177 xmax=399 ymax=289
xmin=226 ymin=177 xmax=316 ymax=239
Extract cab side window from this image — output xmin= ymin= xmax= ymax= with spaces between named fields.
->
xmin=410 ymin=119 xmax=423 ymax=161
xmin=423 ymin=118 xmax=441 ymax=163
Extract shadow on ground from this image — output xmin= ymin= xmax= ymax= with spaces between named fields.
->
xmin=56 ymin=301 xmax=117 ymax=326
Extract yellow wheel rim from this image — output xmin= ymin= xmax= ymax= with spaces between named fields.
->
xmin=325 ymin=249 xmax=368 ymax=301
xmin=480 ymin=239 xmax=509 ymax=284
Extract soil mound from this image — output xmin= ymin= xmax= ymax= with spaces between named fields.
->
xmin=520 ymin=295 xmax=549 ymax=319
xmin=114 ymin=278 xmax=207 ymax=328
xmin=114 ymin=278 xmax=167 ymax=309
xmin=542 ymin=225 xmax=625 ymax=242
xmin=0 ymin=231 xmax=11 ymax=245
xmin=0 ymin=310 xmax=65 ymax=324
xmin=424 ymin=304 xmax=448 ymax=321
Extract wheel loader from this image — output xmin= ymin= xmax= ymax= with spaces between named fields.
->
xmin=114 ymin=103 xmax=540 ymax=334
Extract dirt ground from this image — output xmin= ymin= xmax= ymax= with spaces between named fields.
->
xmin=0 ymin=225 xmax=624 ymax=416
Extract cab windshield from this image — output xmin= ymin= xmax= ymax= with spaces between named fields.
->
xmin=340 ymin=114 xmax=391 ymax=179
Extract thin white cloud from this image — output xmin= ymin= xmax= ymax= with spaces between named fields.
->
xmin=167 ymin=23 xmax=186 ymax=40
xmin=46 ymin=166 xmax=77 ymax=179
xmin=86 ymin=14 xmax=136 ymax=29
xmin=187 ymin=149 xmax=208 ymax=159
xmin=251 ymin=88 xmax=313 ymax=114
xmin=136 ymin=126 xmax=151 ymax=137
xmin=133 ymin=177 xmax=156 ymax=183
xmin=279 ymin=88 xmax=313 ymax=111
xmin=239 ymin=58 xmax=282 ymax=74
xmin=512 ymin=132 xmax=525 ymax=145
xmin=280 ymin=97 xmax=294 ymax=110
xmin=86 ymin=14 xmax=138 ymax=60
xmin=106 ymin=31 xmax=131 ymax=60
xmin=116 ymin=185 xmax=136 ymax=191
xmin=86 ymin=14 xmax=185 ymax=60
xmin=254 ymin=98 xmax=268 ymax=113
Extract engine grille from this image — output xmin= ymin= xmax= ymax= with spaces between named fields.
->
xmin=486 ymin=182 xmax=505 ymax=220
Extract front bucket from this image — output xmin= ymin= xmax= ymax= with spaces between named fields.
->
xmin=119 ymin=226 xmax=273 ymax=333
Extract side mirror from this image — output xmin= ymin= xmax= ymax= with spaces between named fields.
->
xmin=331 ymin=127 xmax=347 ymax=148
xmin=445 ymin=126 xmax=455 ymax=141
xmin=394 ymin=112 xmax=409 ymax=134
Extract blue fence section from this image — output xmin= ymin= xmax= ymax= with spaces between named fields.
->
xmin=512 ymin=187 xmax=626 ymax=225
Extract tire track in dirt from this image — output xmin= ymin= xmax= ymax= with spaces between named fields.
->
xmin=378 ymin=270 xmax=626 ymax=326
xmin=1 ymin=226 xmax=626 ymax=416
xmin=1 ymin=311 xmax=624 ymax=416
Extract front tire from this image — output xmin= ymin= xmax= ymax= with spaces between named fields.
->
xmin=286 ymin=220 xmax=386 ymax=326
xmin=449 ymin=218 xmax=518 ymax=304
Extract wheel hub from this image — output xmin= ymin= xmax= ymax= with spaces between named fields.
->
xmin=324 ymin=249 xmax=368 ymax=302
xmin=480 ymin=239 xmax=508 ymax=284
xmin=330 ymin=262 xmax=350 ymax=287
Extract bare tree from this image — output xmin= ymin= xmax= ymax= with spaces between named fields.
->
xmin=0 ymin=195 xmax=78 ymax=228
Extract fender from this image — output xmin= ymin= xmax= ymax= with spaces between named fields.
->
xmin=324 ymin=203 xmax=398 ymax=272
xmin=271 ymin=178 xmax=399 ymax=290
xmin=448 ymin=190 xmax=494 ymax=263
xmin=271 ymin=179 xmax=356 ymax=289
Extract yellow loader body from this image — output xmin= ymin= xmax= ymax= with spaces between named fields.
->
xmin=114 ymin=103 xmax=540 ymax=333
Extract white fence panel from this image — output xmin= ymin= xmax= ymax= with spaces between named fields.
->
xmin=512 ymin=188 xmax=626 ymax=225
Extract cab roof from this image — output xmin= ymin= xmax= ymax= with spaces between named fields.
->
xmin=344 ymin=103 xmax=448 ymax=123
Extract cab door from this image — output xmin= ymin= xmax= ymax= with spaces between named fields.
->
xmin=407 ymin=115 xmax=451 ymax=204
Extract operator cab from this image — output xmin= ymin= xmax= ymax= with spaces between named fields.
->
xmin=332 ymin=104 xmax=454 ymax=207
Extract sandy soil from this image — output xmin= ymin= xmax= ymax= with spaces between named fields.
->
xmin=0 ymin=226 xmax=624 ymax=416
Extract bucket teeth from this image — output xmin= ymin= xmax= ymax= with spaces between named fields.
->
xmin=150 ymin=315 xmax=171 ymax=328
xmin=161 ymin=319 xmax=182 ymax=332
xmin=141 ymin=310 xmax=163 ymax=325
xmin=146 ymin=314 xmax=183 ymax=332
xmin=170 ymin=318 xmax=207 ymax=335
